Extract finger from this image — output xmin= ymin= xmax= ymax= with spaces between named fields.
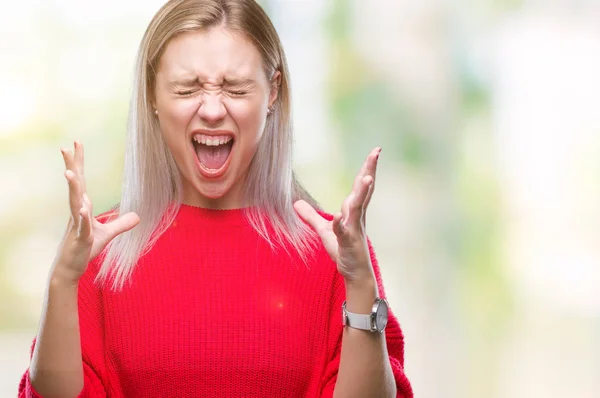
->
xmin=346 ymin=148 xmax=379 ymax=218
xmin=78 ymin=203 xmax=92 ymax=241
xmin=61 ymin=147 xmax=76 ymax=174
xmin=356 ymin=148 xmax=376 ymax=178
xmin=104 ymin=212 xmax=140 ymax=241
xmin=350 ymin=147 xmax=379 ymax=191
xmin=293 ymin=200 xmax=328 ymax=233
xmin=363 ymin=148 xmax=380 ymax=209
xmin=64 ymin=169 xmax=82 ymax=227
xmin=82 ymin=194 xmax=94 ymax=238
xmin=332 ymin=211 xmax=346 ymax=238
xmin=346 ymin=175 xmax=373 ymax=227
xmin=83 ymin=193 xmax=93 ymax=220
xmin=341 ymin=193 xmax=351 ymax=223
xmin=74 ymin=141 xmax=86 ymax=193
xmin=361 ymin=179 xmax=375 ymax=225
xmin=350 ymin=159 xmax=369 ymax=198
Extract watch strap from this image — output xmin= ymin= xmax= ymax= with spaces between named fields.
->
xmin=345 ymin=310 xmax=373 ymax=331
xmin=342 ymin=301 xmax=374 ymax=331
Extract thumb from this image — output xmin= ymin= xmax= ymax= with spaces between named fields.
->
xmin=105 ymin=212 xmax=140 ymax=241
xmin=293 ymin=200 xmax=325 ymax=232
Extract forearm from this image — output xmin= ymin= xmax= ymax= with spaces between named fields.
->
xmin=333 ymin=276 xmax=396 ymax=398
xmin=29 ymin=269 xmax=84 ymax=398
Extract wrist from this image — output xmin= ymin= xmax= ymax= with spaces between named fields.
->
xmin=49 ymin=264 xmax=82 ymax=288
xmin=344 ymin=268 xmax=377 ymax=291
xmin=344 ymin=274 xmax=379 ymax=313
xmin=49 ymin=274 xmax=80 ymax=289
xmin=343 ymin=263 xmax=376 ymax=285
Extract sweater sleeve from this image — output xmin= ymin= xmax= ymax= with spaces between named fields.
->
xmin=18 ymin=358 xmax=106 ymax=398
xmin=18 ymin=248 xmax=109 ymax=397
xmin=319 ymin=238 xmax=414 ymax=398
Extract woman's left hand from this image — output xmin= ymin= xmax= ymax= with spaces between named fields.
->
xmin=294 ymin=147 xmax=381 ymax=284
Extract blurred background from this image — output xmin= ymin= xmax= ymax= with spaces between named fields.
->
xmin=1 ymin=0 xmax=600 ymax=397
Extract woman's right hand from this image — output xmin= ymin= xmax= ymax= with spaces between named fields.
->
xmin=52 ymin=141 xmax=140 ymax=284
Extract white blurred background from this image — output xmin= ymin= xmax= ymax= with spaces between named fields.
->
xmin=1 ymin=0 xmax=600 ymax=397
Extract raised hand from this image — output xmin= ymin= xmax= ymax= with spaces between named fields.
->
xmin=294 ymin=147 xmax=381 ymax=283
xmin=52 ymin=141 xmax=140 ymax=284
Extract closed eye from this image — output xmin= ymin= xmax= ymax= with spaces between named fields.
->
xmin=176 ymin=90 xmax=196 ymax=96
xmin=226 ymin=90 xmax=248 ymax=97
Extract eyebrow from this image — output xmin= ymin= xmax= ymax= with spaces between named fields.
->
xmin=223 ymin=78 xmax=256 ymax=86
xmin=168 ymin=78 xmax=199 ymax=88
xmin=167 ymin=77 xmax=256 ymax=90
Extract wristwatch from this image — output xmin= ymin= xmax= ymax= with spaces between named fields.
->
xmin=342 ymin=298 xmax=389 ymax=333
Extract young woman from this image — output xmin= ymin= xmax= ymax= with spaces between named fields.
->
xmin=18 ymin=0 xmax=412 ymax=397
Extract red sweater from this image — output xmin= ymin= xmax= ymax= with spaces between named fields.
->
xmin=19 ymin=205 xmax=412 ymax=397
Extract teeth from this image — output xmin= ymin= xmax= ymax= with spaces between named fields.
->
xmin=193 ymin=134 xmax=232 ymax=146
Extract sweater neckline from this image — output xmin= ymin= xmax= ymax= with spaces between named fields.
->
xmin=175 ymin=203 xmax=249 ymax=227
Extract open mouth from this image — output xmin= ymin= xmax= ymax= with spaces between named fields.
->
xmin=192 ymin=133 xmax=234 ymax=173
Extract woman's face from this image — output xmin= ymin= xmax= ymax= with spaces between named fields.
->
xmin=153 ymin=27 xmax=278 ymax=209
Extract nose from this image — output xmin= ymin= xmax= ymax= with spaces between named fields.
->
xmin=197 ymin=92 xmax=226 ymax=125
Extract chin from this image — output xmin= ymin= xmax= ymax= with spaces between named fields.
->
xmin=188 ymin=179 xmax=239 ymax=208
xmin=197 ymin=182 xmax=229 ymax=198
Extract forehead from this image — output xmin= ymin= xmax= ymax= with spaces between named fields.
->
xmin=157 ymin=27 xmax=265 ymax=82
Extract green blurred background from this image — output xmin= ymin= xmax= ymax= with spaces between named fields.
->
xmin=1 ymin=0 xmax=600 ymax=397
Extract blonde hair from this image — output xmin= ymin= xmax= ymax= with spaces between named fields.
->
xmin=98 ymin=0 xmax=320 ymax=290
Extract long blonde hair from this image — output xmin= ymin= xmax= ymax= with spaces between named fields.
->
xmin=98 ymin=0 xmax=320 ymax=290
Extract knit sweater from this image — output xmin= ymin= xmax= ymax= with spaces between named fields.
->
xmin=18 ymin=205 xmax=413 ymax=397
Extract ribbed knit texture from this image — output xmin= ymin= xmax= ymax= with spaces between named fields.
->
xmin=19 ymin=205 xmax=412 ymax=397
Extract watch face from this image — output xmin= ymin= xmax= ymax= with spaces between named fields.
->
xmin=375 ymin=300 xmax=389 ymax=331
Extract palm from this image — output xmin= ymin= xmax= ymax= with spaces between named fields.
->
xmin=89 ymin=219 xmax=121 ymax=260
xmin=314 ymin=221 xmax=339 ymax=263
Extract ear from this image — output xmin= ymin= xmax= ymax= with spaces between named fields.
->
xmin=268 ymin=70 xmax=281 ymax=108
xmin=149 ymin=77 xmax=158 ymax=111
xmin=150 ymin=91 xmax=157 ymax=112
xmin=149 ymin=93 xmax=157 ymax=113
